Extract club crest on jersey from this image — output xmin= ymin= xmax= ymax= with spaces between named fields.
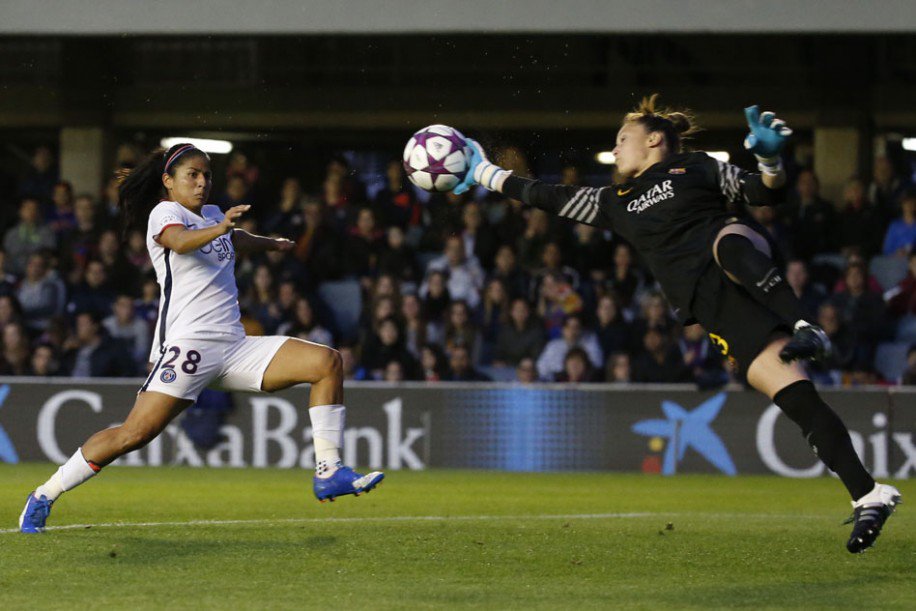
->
xmin=626 ymin=180 xmax=674 ymax=214
xmin=668 ymin=168 xmax=686 ymax=174
xmin=160 ymin=369 xmax=177 ymax=384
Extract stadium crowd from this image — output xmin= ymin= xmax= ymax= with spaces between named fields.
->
xmin=3 ymin=143 xmax=916 ymax=386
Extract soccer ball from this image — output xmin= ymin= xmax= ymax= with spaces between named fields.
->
xmin=402 ymin=124 xmax=470 ymax=192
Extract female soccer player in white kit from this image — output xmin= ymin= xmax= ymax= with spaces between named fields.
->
xmin=20 ymin=143 xmax=383 ymax=533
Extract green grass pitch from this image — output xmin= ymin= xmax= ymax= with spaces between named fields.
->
xmin=1 ymin=464 xmax=913 ymax=609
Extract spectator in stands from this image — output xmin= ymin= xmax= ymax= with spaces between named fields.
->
xmin=240 ymin=265 xmax=284 ymax=334
xmin=374 ymin=160 xmax=421 ymax=230
xmin=516 ymin=208 xmax=551 ymax=272
xmin=135 ymin=278 xmax=160 ymax=327
xmin=325 ymin=154 xmax=367 ymax=207
xmin=901 ymin=346 xmax=916 ymax=386
xmin=3 ymin=198 xmax=56 ymax=276
xmin=570 ymin=223 xmax=613 ymax=288
xmin=833 ymin=261 xmax=888 ymax=348
xmin=344 ymin=207 xmax=384 ymax=288
xmin=869 ymin=156 xmax=909 ymax=222
xmin=679 ymin=324 xmax=727 ymax=388
xmin=226 ymin=151 xmax=260 ymax=189
xmin=26 ymin=343 xmax=59 ymax=377
xmin=460 ymin=201 xmax=499 ymax=269
xmin=262 ymin=178 xmax=305 ymax=239
xmin=17 ymin=145 xmax=57 ymax=204
xmin=420 ymin=270 xmax=451 ymax=333
xmin=97 ymin=230 xmax=138 ymax=295
xmin=216 ymin=175 xmax=251 ymax=212
xmin=383 ymin=360 xmax=406 ymax=382
xmin=488 ymin=244 xmax=529 ymax=301
xmin=67 ymin=260 xmax=116 ymax=319
xmin=103 ymin=294 xmax=152 ymax=369
xmin=594 ymin=293 xmax=631 ymax=360
xmin=424 ymin=235 xmax=484 ymax=308
xmin=885 ymin=251 xmax=916 ymax=318
xmin=0 ymin=250 xmax=18 ymax=297
xmin=605 ymin=243 xmax=642 ymax=313
xmin=378 ymin=226 xmax=420 ymax=285
xmin=278 ymin=296 xmax=333 ymax=347
xmin=444 ymin=300 xmax=481 ymax=363
xmin=882 ymin=190 xmax=916 ymax=257
xmin=16 ymin=252 xmax=66 ymax=333
xmin=532 ymin=241 xmax=581 ymax=298
xmin=124 ymin=230 xmax=153 ymax=277
xmin=630 ymin=291 xmax=675 ymax=348
xmin=838 ymin=177 xmax=883 ymax=257
xmin=556 ymin=346 xmax=597 ymax=383
xmin=0 ymin=322 xmax=32 ymax=375
xmin=420 ymin=343 xmax=448 ymax=382
xmin=605 ymin=352 xmax=632 ymax=384
xmin=442 ymin=344 xmax=490 ymax=382
xmin=60 ymin=312 xmax=135 ymax=377
xmin=515 ymin=357 xmax=538 ymax=383
xmin=362 ymin=316 xmax=417 ymax=380
xmin=786 ymin=259 xmax=827 ymax=316
xmin=337 ymin=343 xmax=364 ymax=381
xmin=536 ymin=314 xmax=602 ymax=381
xmin=399 ymin=293 xmax=428 ymax=358
xmin=536 ymin=271 xmax=583 ymax=339
xmin=788 ymin=169 xmax=836 ymax=260
xmin=477 ymin=278 xmax=509 ymax=363
xmin=630 ymin=327 xmax=691 ymax=384
xmin=494 ymin=297 xmax=545 ymax=367
xmin=47 ymin=181 xmax=76 ymax=238
xmin=294 ymin=200 xmax=343 ymax=288
xmin=808 ymin=302 xmax=856 ymax=384
xmin=0 ymin=294 xmax=23 ymax=334
xmin=59 ymin=194 xmax=102 ymax=282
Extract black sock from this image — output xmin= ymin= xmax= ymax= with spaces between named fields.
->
xmin=773 ymin=380 xmax=875 ymax=500
xmin=716 ymin=233 xmax=809 ymax=327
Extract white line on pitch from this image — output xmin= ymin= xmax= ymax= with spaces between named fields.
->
xmin=1 ymin=511 xmax=828 ymax=534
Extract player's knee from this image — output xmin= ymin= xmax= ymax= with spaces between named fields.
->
xmin=318 ymin=347 xmax=343 ymax=380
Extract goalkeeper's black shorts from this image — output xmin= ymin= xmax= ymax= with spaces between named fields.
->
xmin=689 ymin=262 xmax=792 ymax=371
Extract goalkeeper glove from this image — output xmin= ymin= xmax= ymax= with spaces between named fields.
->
xmin=744 ymin=105 xmax=791 ymax=176
xmin=452 ymin=139 xmax=512 ymax=195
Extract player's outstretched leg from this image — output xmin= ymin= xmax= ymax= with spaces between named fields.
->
xmin=748 ymin=340 xmax=901 ymax=553
xmin=713 ymin=228 xmax=830 ymax=362
xmin=260 ymin=339 xmax=384 ymax=502
xmin=19 ymin=392 xmax=190 ymax=533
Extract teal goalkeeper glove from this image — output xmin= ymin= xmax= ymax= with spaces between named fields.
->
xmin=453 ymin=139 xmax=512 ymax=195
xmin=744 ymin=105 xmax=791 ymax=175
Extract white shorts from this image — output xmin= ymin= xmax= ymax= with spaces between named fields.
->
xmin=140 ymin=335 xmax=290 ymax=401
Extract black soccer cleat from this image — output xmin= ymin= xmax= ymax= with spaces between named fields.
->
xmin=779 ymin=322 xmax=832 ymax=363
xmin=844 ymin=484 xmax=902 ymax=554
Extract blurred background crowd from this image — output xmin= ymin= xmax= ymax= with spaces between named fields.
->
xmin=2 ymin=139 xmax=915 ymax=386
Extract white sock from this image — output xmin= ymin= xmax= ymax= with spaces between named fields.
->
xmin=309 ymin=404 xmax=344 ymax=477
xmin=34 ymin=447 xmax=100 ymax=502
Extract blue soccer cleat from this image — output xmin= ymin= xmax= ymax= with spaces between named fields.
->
xmin=19 ymin=492 xmax=53 ymax=534
xmin=313 ymin=465 xmax=384 ymax=503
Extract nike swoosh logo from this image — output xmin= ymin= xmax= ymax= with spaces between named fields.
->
xmin=617 ymin=188 xmax=633 ymax=196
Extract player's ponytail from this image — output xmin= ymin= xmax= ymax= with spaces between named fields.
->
xmin=624 ymin=93 xmax=700 ymax=153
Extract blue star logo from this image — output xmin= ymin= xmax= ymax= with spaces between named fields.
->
xmin=632 ymin=392 xmax=736 ymax=475
xmin=0 ymin=385 xmax=18 ymax=464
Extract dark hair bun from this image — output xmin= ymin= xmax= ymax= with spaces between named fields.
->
xmin=667 ymin=112 xmax=692 ymax=134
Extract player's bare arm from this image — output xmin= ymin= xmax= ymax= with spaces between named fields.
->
xmin=231 ymin=228 xmax=294 ymax=253
xmin=157 ymin=204 xmax=250 ymax=254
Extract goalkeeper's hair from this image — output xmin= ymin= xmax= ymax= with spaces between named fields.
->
xmin=623 ymin=93 xmax=700 ymax=153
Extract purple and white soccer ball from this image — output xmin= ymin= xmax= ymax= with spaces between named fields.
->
xmin=402 ymin=124 xmax=470 ymax=192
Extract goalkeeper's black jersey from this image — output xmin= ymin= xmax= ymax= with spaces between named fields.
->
xmin=501 ymin=151 xmax=786 ymax=321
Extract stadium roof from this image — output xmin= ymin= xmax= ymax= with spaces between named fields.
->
xmin=2 ymin=0 xmax=915 ymax=35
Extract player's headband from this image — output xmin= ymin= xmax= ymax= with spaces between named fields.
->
xmin=163 ymin=144 xmax=200 ymax=173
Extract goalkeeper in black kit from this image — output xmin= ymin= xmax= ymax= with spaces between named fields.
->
xmin=453 ymin=95 xmax=901 ymax=554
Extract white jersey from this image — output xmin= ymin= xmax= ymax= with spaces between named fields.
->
xmin=147 ymin=201 xmax=244 ymax=362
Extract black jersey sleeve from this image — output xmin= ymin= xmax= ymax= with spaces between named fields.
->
xmin=501 ymin=175 xmax=615 ymax=228
xmin=713 ymin=158 xmax=787 ymax=207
